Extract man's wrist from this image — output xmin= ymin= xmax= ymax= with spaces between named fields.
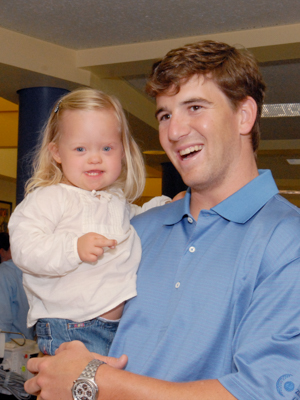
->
xmin=72 ymin=359 xmax=106 ymax=400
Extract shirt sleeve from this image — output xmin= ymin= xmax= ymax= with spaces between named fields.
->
xmin=0 ymin=266 xmax=14 ymax=337
xmin=219 ymin=255 xmax=300 ymax=400
xmin=8 ymin=186 xmax=81 ymax=277
xmin=129 ymin=195 xmax=171 ymax=219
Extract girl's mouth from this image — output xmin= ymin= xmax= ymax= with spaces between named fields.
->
xmin=85 ymin=170 xmax=103 ymax=176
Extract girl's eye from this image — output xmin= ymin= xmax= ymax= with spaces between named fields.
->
xmin=76 ymin=147 xmax=85 ymax=152
xmin=103 ymin=146 xmax=111 ymax=152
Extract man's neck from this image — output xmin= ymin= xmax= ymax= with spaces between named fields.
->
xmin=190 ymin=167 xmax=259 ymax=220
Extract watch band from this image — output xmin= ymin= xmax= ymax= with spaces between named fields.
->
xmin=72 ymin=359 xmax=106 ymax=400
xmin=79 ymin=359 xmax=106 ymax=379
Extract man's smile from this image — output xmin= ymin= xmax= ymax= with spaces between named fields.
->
xmin=179 ymin=145 xmax=203 ymax=159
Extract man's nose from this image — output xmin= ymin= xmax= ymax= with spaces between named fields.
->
xmin=167 ymin=113 xmax=191 ymax=141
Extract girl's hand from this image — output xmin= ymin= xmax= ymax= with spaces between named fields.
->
xmin=77 ymin=232 xmax=117 ymax=263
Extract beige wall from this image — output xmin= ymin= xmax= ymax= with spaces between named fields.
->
xmin=0 ymin=176 xmax=16 ymax=210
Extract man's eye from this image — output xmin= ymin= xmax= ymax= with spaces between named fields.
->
xmin=76 ymin=147 xmax=85 ymax=152
xmin=190 ymin=105 xmax=201 ymax=111
xmin=103 ymin=146 xmax=111 ymax=152
xmin=159 ymin=113 xmax=171 ymax=122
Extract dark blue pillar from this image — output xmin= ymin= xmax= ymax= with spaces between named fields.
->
xmin=161 ymin=161 xmax=187 ymax=198
xmin=16 ymin=87 xmax=69 ymax=204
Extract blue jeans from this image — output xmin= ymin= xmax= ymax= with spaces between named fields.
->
xmin=36 ymin=316 xmax=119 ymax=356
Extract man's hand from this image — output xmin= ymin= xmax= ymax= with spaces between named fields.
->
xmin=77 ymin=233 xmax=117 ymax=263
xmin=24 ymin=341 xmax=127 ymax=400
xmin=172 ymin=191 xmax=186 ymax=201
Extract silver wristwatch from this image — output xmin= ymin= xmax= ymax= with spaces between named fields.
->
xmin=72 ymin=359 xmax=106 ymax=400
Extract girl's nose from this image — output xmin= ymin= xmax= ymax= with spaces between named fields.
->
xmin=89 ymin=152 xmax=102 ymax=164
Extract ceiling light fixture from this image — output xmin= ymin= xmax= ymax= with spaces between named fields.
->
xmin=286 ymin=159 xmax=300 ymax=165
xmin=143 ymin=150 xmax=165 ymax=155
xmin=279 ymin=190 xmax=300 ymax=195
xmin=262 ymin=104 xmax=300 ymax=118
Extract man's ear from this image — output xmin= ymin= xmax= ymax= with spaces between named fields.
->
xmin=239 ymin=96 xmax=257 ymax=136
xmin=48 ymin=142 xmax=61 ymax=164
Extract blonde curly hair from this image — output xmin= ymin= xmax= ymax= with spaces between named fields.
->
xmin=25 ymin=88 xmax=145 ymax=202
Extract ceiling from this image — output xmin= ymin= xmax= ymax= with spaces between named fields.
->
xmin=0 ymin=0 xmax=299 ymax=50
xmin=0 ymin=0 xmax=299 ymax=202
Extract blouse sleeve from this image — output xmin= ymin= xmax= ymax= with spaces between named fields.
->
xmin=129 ymin=195 xmax=171 ymax=219
xmin=8 ymin=186 xmax=81 ymax=277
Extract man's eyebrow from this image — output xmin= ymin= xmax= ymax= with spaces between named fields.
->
xmin=155 ymin=97 xmax=213 ymax=118
xmin=181 ymin=97 xmax=212 ymax=106
xmin=155 ymin=108 xmax=167 ymax=119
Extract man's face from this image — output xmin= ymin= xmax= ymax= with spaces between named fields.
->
xmin=156 ymin=75 xmax=250 ymax=196
xmin=0 ymin=248 xmax=10 ymax=263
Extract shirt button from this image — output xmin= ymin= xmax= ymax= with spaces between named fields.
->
xmin=175 ymin=282 xmax=180 ymax=288
xmin=187 ymin=217 xmax=193 ymax=224
xmin=189 ymin=246 xmax=195 ymax=253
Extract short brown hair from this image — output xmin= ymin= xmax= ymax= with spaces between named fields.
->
xmin=146 ymin=40 xmax=266 ymax=152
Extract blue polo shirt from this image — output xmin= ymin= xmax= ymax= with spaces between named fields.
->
xmin=110 ymin=170 xmax=300 ymax=400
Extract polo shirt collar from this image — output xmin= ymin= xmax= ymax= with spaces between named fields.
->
xmin=212 ymin=170 xmax=278 ymax=223
xmin=163 ymin=189 xmax=191 ymax=225
xmin=163 ymin=170 xmax=278 ymax=225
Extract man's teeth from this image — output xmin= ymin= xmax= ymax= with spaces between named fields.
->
xmin=180 ymin=145 xmax=203 ymax=156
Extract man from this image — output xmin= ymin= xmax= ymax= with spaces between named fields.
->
xmin=0 ymin=232 xmax=34 ymax=341
xmin=25 ymin=41 xmax=300 ymax=400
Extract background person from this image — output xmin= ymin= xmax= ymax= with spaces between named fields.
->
xmin=0 ymin=232 xmax=34 ymax=341
xmin=0 ymin=232 xmax=11 ymax=263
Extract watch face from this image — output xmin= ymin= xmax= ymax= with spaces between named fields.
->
xmin=72 ymin=380 xmax=97 ymax=400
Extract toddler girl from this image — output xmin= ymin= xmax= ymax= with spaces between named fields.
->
xmin=9 ymin=88 xmax=170 ymax=356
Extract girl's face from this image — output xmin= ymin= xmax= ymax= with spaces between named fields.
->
xmin=49 ymin=109 xmax=124 ymax=192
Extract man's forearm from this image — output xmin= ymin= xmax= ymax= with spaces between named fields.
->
xmin=98 ymin=365 xmax=236 ymax=400
xmin=24 ymin=341 xmax=236 ymax=400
